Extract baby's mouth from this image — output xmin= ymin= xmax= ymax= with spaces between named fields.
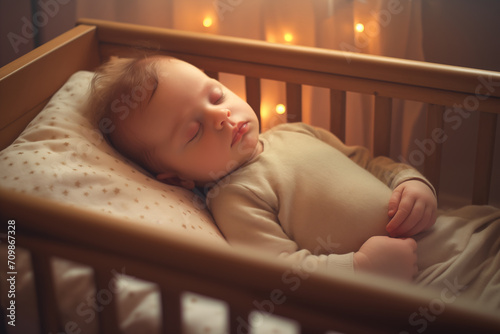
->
xmin=231 ymin=122 xmax=249 ymax=147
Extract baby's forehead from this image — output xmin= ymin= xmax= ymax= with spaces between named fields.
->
xmin=153 ymin=63 xmax=218 ymax=104
xmin=157 ymin=58 xmax=208 ymax=80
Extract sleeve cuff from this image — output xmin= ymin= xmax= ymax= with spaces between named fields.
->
xmin=391 ymin=170 xmax=437 ymax=198
xmin=327 ymin=252 xmax=355 ymax=274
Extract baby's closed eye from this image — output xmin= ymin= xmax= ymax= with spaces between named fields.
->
xmin=210 ymin=86 xmax=225 ymax=105
xmin=186 ymin=122 xmax=201 ymax=143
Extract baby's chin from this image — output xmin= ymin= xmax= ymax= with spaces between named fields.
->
xmin=234 ymin=144 xmax=260 ymax=169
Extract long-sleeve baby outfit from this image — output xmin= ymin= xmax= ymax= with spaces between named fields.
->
xmin=207 ymin=122 xmax=433 ymax=273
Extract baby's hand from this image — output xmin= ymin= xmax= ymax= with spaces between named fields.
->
xmin=353 ymin=236 xmax=418 ymax=281
xmin=386 ymin=180 xmax=437 ymax=238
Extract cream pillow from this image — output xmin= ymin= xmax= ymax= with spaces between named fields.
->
xmin=0 ymin=71 xmax=225 ymax=243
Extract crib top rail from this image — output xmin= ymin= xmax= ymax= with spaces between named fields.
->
xmin=78 ymin=18 xmax=500 ymax=113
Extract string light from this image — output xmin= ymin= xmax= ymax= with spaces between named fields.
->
xmin=203 ymin=17 xmax=213 ymax=28
xmin=355 ymin=23 xmax=365 ymax=32
xmin=275 ymin=104 xmax=286 ymax=114
xmin=284 ymin=33 xmax=293 ymax=43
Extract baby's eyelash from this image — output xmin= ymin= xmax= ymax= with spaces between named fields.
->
xmin=187 ymin=123 xmax=201 ymax=143
xmin=217 ymin=93 xmax=225 ymax=104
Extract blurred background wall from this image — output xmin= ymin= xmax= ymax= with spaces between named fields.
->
xmin=2 ymin=0 xmax=499 ymax=70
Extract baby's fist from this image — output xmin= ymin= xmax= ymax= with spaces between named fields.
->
xmin=387 ymin=180 xmax=437 ymax=237
xmin=354 ymin=236 xmax=418 ymax=281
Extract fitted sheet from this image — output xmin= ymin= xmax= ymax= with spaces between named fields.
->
xmin=415 ymin=205 xmax=500 ymax=314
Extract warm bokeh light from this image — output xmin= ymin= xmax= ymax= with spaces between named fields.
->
xmin=284 ymin=33 xmax=293 ymax=43
xmin=275 ymin=104 xmax=286 ymax=114
xmin=203 ymin=17 xmax=213 ymax=28
xmin=355 ymin=23 xmax=365 ymax=32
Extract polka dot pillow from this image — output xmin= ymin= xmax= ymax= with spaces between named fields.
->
xmin=0 ymin=71 xmax=225 ymax=244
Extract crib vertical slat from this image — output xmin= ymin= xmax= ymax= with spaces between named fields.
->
xmin=94 ymin=269 xmax=120 ymax=334
xmin=373 ymin=96 xmax=393 ymax=157
xmin=330 ymin=89 xmax=346 ymax=142
xmin=229 ymin=306 xmax=251 ymax=334
xmin=161 ymin=291 xmax=183 ymax=334
xmin=205 ymin=70 xmax=219 ymax=80
xmin=424 ymin=104 xmax=445 ymax=197
xmin=472 ymin=111 xmax=498 ymax=205
xmin=286 ymin=83 xmax=302 ymax=123
xmin=245 ymin=76 xmax=262 ymax=130
xmin=31 ymin=253 xmax=61 ymax=333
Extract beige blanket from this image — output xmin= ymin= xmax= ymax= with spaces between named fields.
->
xmin=415 ymin=205 xmax=500 ymax=313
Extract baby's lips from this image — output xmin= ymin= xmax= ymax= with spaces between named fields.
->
xmin=231 ymin=122 xmax=249 ymax=146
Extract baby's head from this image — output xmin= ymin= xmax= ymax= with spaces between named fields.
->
xmin=90 ymin=56 xmax=262 ymax=189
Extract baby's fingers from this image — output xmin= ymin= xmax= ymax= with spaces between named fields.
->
xmin=388 ymin=186 xmax=403 ymax=218
xmin=386 ymin=195 xmax=416 ymax=236
xmin=391 ymin=200 xmax=426 ymax=237
xmin=401 ymin=203 xmax=435 ymax=237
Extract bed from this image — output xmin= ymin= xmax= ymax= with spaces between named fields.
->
xmin=0 ymin=18 xmax=499 ymax=334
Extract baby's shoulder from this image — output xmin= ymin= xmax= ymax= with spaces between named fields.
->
xmin=265 ymin=122 xmax=317 ymax=137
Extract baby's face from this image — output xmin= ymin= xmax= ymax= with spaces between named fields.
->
xmin=121 ymin=58 xmax=261 ymax=187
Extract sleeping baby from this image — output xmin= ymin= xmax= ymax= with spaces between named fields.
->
xmin=89 ymin=56 xmax=437 ymax=281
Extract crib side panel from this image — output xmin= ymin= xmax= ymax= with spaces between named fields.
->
xmin=78 ymin=19 xmax=500 ymax=101
xmin=0 ymin=25 xmax=100 ymax=150
xmin=94 ymin=42 xmax=500 ymax=114
xmin=3 ymin=187 xmax=499 ymax=334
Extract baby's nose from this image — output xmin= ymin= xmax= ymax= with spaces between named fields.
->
xmin=212 ymin=108 xmax=231 ymax=129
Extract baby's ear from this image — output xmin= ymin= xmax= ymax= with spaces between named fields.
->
xmin=157 ymin=172 xmax=196 ymax=190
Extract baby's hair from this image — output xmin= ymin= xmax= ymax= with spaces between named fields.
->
xmin=89 ymin=56 xmax=161 ymax=128
xmin=88 ymin=55 xmax=165 ymax=172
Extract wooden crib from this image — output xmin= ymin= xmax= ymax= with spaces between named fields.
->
xmin=0 ymin=19 xmax=499 ymax=334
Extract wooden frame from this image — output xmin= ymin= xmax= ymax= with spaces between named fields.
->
xmin=0 ymin=19 xmax=499 ymax=333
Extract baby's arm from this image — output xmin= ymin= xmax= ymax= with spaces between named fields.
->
xmin=386 ymin=180 xmax=437 ymax=237
xmin=301 ymin=124 xmax=438 ymax=237
xmin=353 ymin=236 xmax=418 ymax=281
xmin=208 ymin=183 xmax=357 ymax=273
